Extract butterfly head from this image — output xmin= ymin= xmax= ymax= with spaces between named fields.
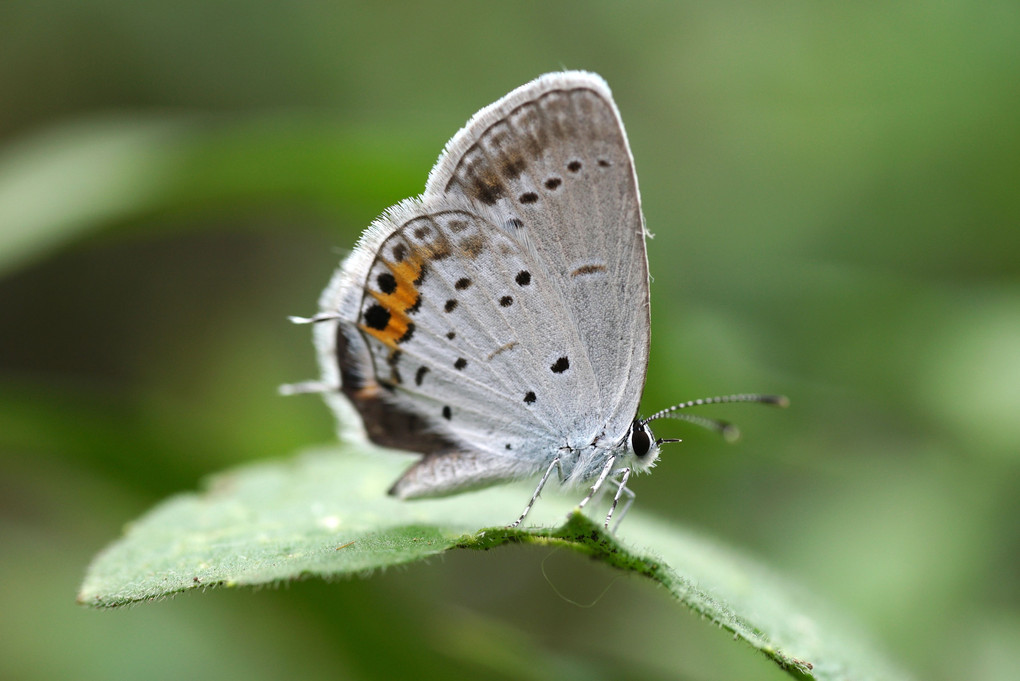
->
xmin=624 ymin=419 xmax=662 ymax=473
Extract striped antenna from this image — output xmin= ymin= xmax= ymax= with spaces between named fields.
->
xmin=642 ymin=393 xmax=788 ymax=442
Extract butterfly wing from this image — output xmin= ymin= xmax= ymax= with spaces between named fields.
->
xmin=314 ymin=71 xmax=650 ymax=496
xmin=429 ymin=71 xmax=651 ymax=449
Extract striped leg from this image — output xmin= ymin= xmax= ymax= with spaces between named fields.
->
xmin=577 ymin=457 xmax=617 ymax=511
xmin=605 ymin=468 xmax=633 ymax=531
xmin=509 ymin=456 xmax=562 ymax=528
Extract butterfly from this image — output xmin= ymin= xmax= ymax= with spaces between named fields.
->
xmin=288 ymin=72 xmax=786 ymax=529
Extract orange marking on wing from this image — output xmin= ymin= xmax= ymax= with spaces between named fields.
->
xmin=377 ymin=252 xmax=423 ymax=308
xmin=358 ymin=247 xmax=428 ymax=349
xmin=368 ymin=279 xmax=418 ymax=315
xmin=359 ymin=312 xmax=412 ymax=349
xmin=388 ymin=253 xmax=424 ymax=288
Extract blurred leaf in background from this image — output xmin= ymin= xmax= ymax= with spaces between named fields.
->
xmin=1 ymin=2 xmax=1018 ymax=680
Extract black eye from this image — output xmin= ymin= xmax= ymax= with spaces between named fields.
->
xmin=631 ymin=422 xmax=651 ymax=457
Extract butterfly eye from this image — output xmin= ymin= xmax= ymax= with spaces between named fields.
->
xmin=631 ymin=421 xmax=651 ymax=458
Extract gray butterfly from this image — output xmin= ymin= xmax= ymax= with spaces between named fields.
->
xmin=289 ymin=72 xmax=785 ymax=528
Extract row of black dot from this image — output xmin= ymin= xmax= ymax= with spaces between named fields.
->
xmin=435 ymin=354 xmax=569 ymax=421
xmin=435 ymin=353 xmax=566 ymax=383
xmin=442 ymin=269 xmax=532 ymax=315
xmin=409 ymin=221 xmax=477 ymax=253
xmin=370 ymin=270 xmax=529 ymax=319
xmin=517 ymin=158 xmax=611 ymax=205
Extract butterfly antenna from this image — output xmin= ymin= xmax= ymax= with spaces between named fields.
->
xmin=659 ymin=412 xmax=742 ymax=442
xmin=642 ymin=393 xmax=788 ymax=442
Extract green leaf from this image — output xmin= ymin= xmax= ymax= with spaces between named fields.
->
xmin=80 ymin=446 xmax=908 ymax=681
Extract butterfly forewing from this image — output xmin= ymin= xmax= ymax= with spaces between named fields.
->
xmin=429 ymin=72 xmax=650 ymax=443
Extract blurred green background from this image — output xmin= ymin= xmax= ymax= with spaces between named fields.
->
xmin=2 ymin=2 xmax=1018 ymax=680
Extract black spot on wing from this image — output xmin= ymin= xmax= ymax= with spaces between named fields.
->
xmin=376 ymin=272 xmax=397 ymax=295
xmin=364 ymin=304 xmax=390 ymax=331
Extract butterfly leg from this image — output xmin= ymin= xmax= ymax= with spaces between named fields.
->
xmin=589 ymin=470 xmax=615 ymax=507
xmin=577 ymin=456 xmax=617 ymax=512
xmin=508 ymin=455 xmax=561 ymax=528
xmin=605 ymin=468 xmax=633 ymax=531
